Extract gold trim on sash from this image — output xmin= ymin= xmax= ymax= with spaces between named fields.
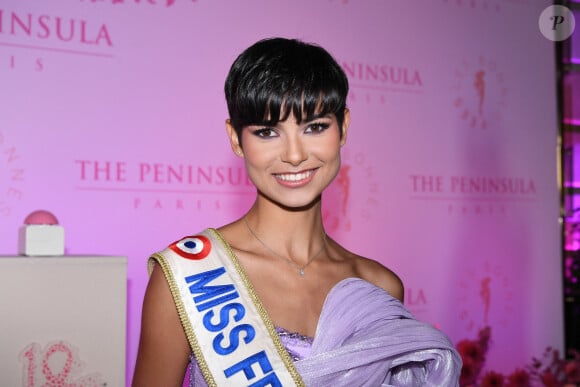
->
xmin=209 ymin=229 xmax=304 ymax=385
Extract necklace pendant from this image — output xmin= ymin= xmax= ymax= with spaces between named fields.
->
xmin=299 ymin=268 xmax=305 ymax=277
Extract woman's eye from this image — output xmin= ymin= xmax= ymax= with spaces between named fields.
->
xmin=252 ymin=128 xmax=277 ymax=138
xmin=305 ymin=122 xmax=330 ymax=134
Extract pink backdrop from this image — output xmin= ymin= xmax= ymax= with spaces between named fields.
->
xmin=0 ymin=0 xmax=563 ymax=385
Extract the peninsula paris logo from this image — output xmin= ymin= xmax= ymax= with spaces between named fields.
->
xmin=409 ymin=174 xmax=537 ymax=216
xmin=74 ymin=159 xmax=255 ymax=212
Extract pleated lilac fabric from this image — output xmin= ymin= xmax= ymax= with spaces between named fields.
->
xmin=294 ymin=278 xmax=462 ymax=386
xmin=185 ymin=278 xmax=462 ymax=386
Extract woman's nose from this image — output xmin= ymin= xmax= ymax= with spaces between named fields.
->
xmin=281 ymin=136 xmax=308 ymax=166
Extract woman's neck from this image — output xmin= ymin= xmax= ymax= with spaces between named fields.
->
xmin=242 ymin=199 xmax=326 ymax=261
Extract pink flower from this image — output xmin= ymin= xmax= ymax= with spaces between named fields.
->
xmin=506 ymin=368 xmax=531 ymax=387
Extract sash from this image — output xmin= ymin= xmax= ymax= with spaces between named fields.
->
xmin=149 ymin=228 xmax=304 ymax=387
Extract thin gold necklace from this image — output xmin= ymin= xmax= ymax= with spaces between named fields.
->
xmin=243 ymin=216 xmax=326 ymax=277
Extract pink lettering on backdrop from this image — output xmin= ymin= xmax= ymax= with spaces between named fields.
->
xmin=0 ymin=132 xmax=25 ymax=217
xmin=406 ymin=288 xmax=427 ymax=307
xmin=449 ymin=176 xmax=536 ymax=195
xmin=75 ymin=160 xmax=127 ymax=182
xmin=409 ymin=175 xmax=537 ymax=197
xmin=410 ymin=175 xmax=445 ymax=193
xmin=0 ymin=11 xmax=113 ymax=46
xmin=409 ymin=174 xmax=537 ymax=216
xmin=340 ymin=60 xmax=424 ymax=103
xmin=136 ymin=162 xmax=252 ymax=186
xmin=342 ymin=62 xmax=423 ymax=86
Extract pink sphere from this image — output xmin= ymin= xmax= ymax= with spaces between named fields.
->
xmin=24 ymin=210 xmax=59 ymax=225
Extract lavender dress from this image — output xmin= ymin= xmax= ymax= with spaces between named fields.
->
xmin=185 ymin=278 xmax=461 ymax=386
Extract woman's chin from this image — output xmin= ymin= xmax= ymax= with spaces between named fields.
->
xmin=258 ymin=191 xmax=323 ymax=212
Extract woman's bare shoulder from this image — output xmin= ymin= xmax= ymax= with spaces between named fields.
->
xmin=353 ymin=254 xmax=405 ymax=302
xmin=132 ymin=263 xmax=190 ymax=386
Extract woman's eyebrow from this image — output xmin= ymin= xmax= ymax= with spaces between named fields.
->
xmin=303 ymin=113 xmax=333 ymax=122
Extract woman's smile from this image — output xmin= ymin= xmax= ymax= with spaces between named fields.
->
xmin=273 ymin=168 xmax=318 ymax=187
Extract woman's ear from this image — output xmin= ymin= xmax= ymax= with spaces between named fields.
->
xmin=340 ymin=108 xmax=350 ymax=146
xmin=225 ymin=119 xmax=243 ymax=157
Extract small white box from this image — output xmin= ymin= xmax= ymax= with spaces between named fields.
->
xmin=18 ymin=225 xmax=65 ymax=256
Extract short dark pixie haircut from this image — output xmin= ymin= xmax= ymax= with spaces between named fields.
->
xmin=224 ymin=37 xmax=349 ymax=143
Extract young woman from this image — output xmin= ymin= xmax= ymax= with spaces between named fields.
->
xmin=132 ymin=37 xmax=461 ymax=387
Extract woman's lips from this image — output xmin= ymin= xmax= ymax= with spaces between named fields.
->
xmin=274 ymin=169 xmax=317 ymax=187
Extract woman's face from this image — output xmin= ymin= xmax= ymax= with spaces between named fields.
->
xmin=227 ymin=109 xmax=349 ymax=209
